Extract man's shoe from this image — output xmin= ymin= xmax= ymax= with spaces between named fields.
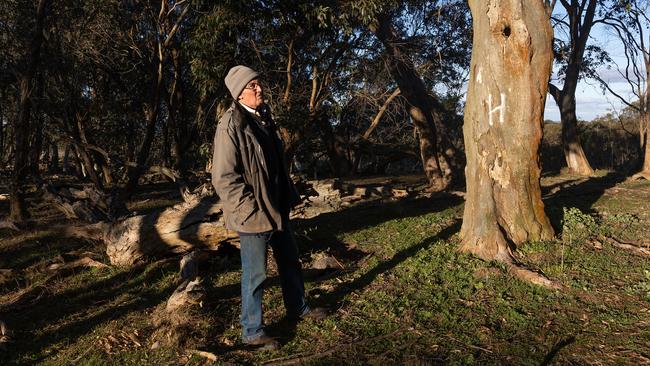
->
xmin=299 ymin=307 xmax=329 ymax=321
xmin=242 ymin=335 xmax=280 ymax=351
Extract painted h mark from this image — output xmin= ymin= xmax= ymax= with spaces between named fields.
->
xmin=488 ymin=93 xmax=506 ymax=126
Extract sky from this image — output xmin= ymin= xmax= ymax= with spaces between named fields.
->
xmin=544 ymin=53 xmax=635 ymax=122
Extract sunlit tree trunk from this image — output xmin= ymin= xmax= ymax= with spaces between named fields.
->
xmin=460 ymin=0 xmax=555 ymax=261
xmin=641 ymin=112 xmax=650 ymax=174
xmin=548 ymin=83 xmax=595 ymax=175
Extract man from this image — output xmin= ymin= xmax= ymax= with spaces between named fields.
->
xmin=212 ymin=65 xmax=326 ymax=351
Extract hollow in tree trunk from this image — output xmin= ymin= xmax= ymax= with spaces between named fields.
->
xmin=460 ymin=0 xmax=555 ymax=262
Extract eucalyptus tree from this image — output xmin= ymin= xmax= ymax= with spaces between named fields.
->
xmin=355 ymin=0 xmax=471 ymax=190
xmin=548 ymin=0 xmax=620 ymax=175
xmin=461 ymin=0 xmax=555 ymax=273
xmin=596 ymin=0 xmax=650 ymax=178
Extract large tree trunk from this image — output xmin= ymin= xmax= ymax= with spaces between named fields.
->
xmin=29 ymin=74 xmax=45 ymax=184
xmin=460 ymin=0 xmax=555 ymax=262
xmin=10 ymin=0 xmax=50 ymax=222
xmin=372 ymin=15 xmax=460 ymax=191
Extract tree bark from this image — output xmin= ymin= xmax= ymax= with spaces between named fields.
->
xmin=640 ymin=112 xmax=650 ymax=174
xmin=29 ymin=74 xmax=45 ymax=184
xmin=0 ymin=94 xmax=5 ymax=164
xmin=72 ymin=113 xmax=103 ymax=189
xmin=460 ymin=0 xmax=555 ymax=261
xmin=104 ymin=198 xmax=237 ymax=266
xmin=372 ymin=15 xmax=460 ymax=191
xmin=10 ymin=0 xmax=50 ymax=222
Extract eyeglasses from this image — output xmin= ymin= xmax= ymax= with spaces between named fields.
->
xmin=244 ymin=81 xmax=264 ymax=91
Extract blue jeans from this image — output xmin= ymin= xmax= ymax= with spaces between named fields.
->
xmin=238 ymin=226 xmax=309 ymax=340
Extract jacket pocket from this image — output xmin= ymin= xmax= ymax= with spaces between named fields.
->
xmin=237 ymin=201 xmax=258 ymax=225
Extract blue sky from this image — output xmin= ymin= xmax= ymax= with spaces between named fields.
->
xmin=544 ymin=52 xmax=634 ymax=122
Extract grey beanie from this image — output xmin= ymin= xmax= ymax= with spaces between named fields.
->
xmin=225 ymin=65 xmax=260 ymax=99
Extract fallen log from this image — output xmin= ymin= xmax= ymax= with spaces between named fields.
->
xmin=26 ymin=196 xmax=237 ymax=267
xmin=104 ymin=197 xmax=238 ymax=266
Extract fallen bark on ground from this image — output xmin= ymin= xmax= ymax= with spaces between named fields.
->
xmin=598 ymin=235 xmax=650 ymax=258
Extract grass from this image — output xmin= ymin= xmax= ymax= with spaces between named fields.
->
xmin=0 ymin=174 xmax=649 ymax=364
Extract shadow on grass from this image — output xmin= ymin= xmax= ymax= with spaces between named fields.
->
xmin=262 ymin=219 xmax=462 ymax=348
xmin=543 ymin=172 xmax=627 ymax=233
xmin=319 ymin=220 xmax=462 ymax=309
xmin=209 ymin=194 xmax=464 ymax=351
xmin=292 ymin=194 xmax=463 ymax=261
xmin=0 ymin=259 xmax=179 ymax=365
xmin=539 ymin=336 xmax=576 ymax=366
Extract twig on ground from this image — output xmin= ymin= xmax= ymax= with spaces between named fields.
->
xmin=598 ymin=235 xmax=649 ymax=248
xmin=188 ymin=349 xmax=217 ymax=361
xmin=446 ymin=335 xmax=493 ymax=354
xmin=0 ymin=220 xmax=19 ymax=231
xmin=47 ymin=257 xmax=109 ymax=271
xmin=599 ymin=236 xmax=650 ymax=257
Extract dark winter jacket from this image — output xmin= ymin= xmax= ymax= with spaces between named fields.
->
xmin=211 ymin=102 xmax=301 ymax=233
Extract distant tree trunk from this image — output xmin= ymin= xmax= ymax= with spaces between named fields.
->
xmin=48 ymin=141 xmax=59 ymax=173
xmin=73 ymin=114 xmax=103 ymax=189
xmin=123 ymin=54 xmax=163 ymax=197
xmin=460 ymin=0 xmax=555 ymax=261
xmin=10 ymin=0 xmax=50 ymax=222
xmin=63 ymin=143 xmax=72 ymax=174
xmin=169 ymin=47 xmax=191 ymax=176
xmin=0 ymin=96 xmax=5 ymax=163
xmin=640 ymin=67 xmax=650 ymax=175
xmin=548 ymin=83 xmax=594 ymax=175
xmin=122 ymin=1 xmax=191 ymax=199
xmin=373 ymin=15 xmax=460 ymax=191
xmin=311 ymin=111 xmax=352 ymax=176
xmin=641 ymin=112 xmax=650 ymax=174
xmin=126 ymin=118 xmax=136 ymax=163
xmin=29 ymin=74 xmax=45 ymax=184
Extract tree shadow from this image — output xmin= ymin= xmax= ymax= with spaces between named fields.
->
xmin=0 ymin=259 xmax=179 ymax=365
xmin=543 ymin=172 xmax=626 ymax=232
xmin=291 ymin=194 xmax=463 ymax=261
xmin=538 ymin=336 xmax=576 ymax=366
xmin=318 ymin=220 xmax=461 ymax=309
